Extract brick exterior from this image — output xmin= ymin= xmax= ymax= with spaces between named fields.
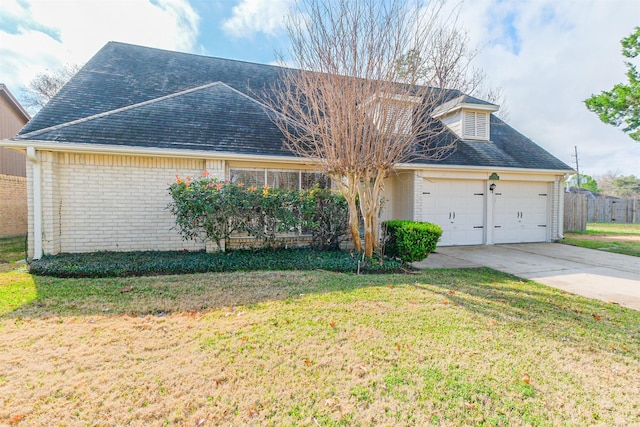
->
xmin=0 ymin=174 xmax=27 ymax=237
xmin=27 ymin=151 xmax=224 ymax=256
xmin=23 ymin=150 xmax=567 ymax=257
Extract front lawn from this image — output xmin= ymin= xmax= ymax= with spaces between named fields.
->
xmin=0 ymin=235 xmax=25 ymax=272
xmin=564 ymin=222 xmax=640 ymax=257
xmin=1 ymin=267 xmax=638 ymax=425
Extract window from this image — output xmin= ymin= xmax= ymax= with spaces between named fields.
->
xmin=463 ymin=111 xmax=489 ymax=140
xmin=229 ymin=168 xmax=330 ymax=190
xmin=229 ymin=169 xmax=264 ymax=188
xmin=367 ymin=93 xmax=421 ymax=135
xmin=372 ymin=100 xmax=414 ymax=135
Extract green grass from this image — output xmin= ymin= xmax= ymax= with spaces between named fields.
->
xmin=583 ymin=222 xmax=640 ymax=235
xmin=0 ymin=269 xmax=35 ymax=316
xmin=562 ymin=237 xmax=640 ymax=257
xmin=0 ymin=235 xmax=26 ymax=263
xmin=1 ymin=268 xmax=639 ymax=425
xmin=563 ymin=222 xmax=640 ymax=257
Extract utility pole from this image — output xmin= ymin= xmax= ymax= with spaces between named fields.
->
xmin=572 ymin=146 xmax=581 ymax=189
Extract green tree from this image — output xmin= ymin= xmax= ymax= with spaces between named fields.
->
xmin=611 ymin=175 xmax=640 ymax=198
xmin=581 ymin=175 xmax=601 ymax=193
xmin=585 ymin=27 xmax=640 ymax=141
xmin=567 ymin=174 xmax=600 ymax=193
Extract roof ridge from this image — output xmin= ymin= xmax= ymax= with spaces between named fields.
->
xmin=216 ymin=81 xmax=307 ymax=131
xmin=16 ymin=82 xmax=224 ymax=139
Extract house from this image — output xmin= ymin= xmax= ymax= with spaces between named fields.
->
xmin=0 ymin=84 xmax=30 ymax=238
xmin=0 ymin=42 xmax=572 ymax=259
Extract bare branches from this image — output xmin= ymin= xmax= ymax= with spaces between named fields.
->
xmin=21 ymin=64 xmax=80 ymax=112
xmin=266 ymin=0 xmax=487 ymax=255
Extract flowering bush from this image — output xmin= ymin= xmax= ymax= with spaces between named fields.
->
xmin=168 ymin=171 xmax=348 ymax=250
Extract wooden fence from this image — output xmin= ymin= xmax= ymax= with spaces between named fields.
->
xmin=564 ymin=193 xmax=588 ymax=232
xmin=588 ymin=197 xmax=639 ymax=223
xmin=564 ymin=193 xmax=640 ymax=232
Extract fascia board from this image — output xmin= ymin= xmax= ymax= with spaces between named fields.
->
xmin=395 ymin=161 xmax=574 ymax=175
xmin=0 ymin=139 xmax=308 ymax=165
xmin=433 ymin=102 xmax=499 ymax=118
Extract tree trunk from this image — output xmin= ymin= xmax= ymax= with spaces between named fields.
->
xmin=349 ymin=200 xmax=362 ymax=252
xmin=333 ymin=173 xmax=362 ymax=253
xmin=359 ymin=170 xmax=385 ymax=258
xmin=363 ymin=209 xmax=375 ymax=257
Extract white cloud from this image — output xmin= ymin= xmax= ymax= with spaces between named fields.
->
xmin=454 ymin=0 xmax=640 ymax=176
xmin=222 ymin=0 xmax=293 ymax=38
xmin=0 ymin=0 xmax=200 ymax=103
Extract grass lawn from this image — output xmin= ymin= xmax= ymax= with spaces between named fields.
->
xmin=564 ymin=222 xmax=640 ymax=257
xmin=1 ymin=266 xmax=639 ymax=425
xmin=0 ymin=235 xmax=26 ymax=273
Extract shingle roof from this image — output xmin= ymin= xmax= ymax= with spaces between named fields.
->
xmin=21 ymin=82 xmax=294 ymax=157
xmin=16 ymin=41 xmax=571 ymax=171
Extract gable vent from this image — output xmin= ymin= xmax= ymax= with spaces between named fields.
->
xmin=463 ymin=111 xmax=489 ymax=140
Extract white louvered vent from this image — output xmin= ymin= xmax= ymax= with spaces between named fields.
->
xmin=463 ymin=111 xmax=489 ymax=140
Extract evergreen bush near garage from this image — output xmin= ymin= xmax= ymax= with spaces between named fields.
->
xmin=383 ymin=220 xmax=443 ymax=262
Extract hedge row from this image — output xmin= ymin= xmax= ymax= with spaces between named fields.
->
xmin=29 ymin=248 xmax=406 ymax=278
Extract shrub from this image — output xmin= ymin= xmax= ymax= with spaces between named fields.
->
xmin=298 ymin=187 xmax=349 ymax=250
xmin=383 ymin=220 xmax=442 ymax=262
xmin=168 ymin=172 xmax=349 ymax=250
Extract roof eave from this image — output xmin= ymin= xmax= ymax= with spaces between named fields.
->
xmin=0 ymin=139 xmax=309 ymax=165
xmin=395 ymin=161 xmax=574 ymax=175
xmin=433 ymin=102 xmax=500 ymax=119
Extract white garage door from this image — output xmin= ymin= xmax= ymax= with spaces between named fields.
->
xmin=423 ymin=179 xmax=485 ymax=246
xmin=493 ymin=181 xmax=549 ymax=244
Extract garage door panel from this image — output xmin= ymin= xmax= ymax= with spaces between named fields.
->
xmin=493 ymin=182 xmax=549 ymax=244
xmin=423 ymin=179 xmax=485 ymax=246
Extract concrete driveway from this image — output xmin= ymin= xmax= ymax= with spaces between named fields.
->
xmin=414 ymin=243 xmax=640 ymax=310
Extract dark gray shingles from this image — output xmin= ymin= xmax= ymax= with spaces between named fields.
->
xmin=24 ymin=83 xmax=294 ymax=157
xmin=18 ymin=41 xmax=572 ymax=171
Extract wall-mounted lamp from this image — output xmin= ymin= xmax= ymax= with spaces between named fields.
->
xmin=489 ymin=183 xmax=496 ymax=193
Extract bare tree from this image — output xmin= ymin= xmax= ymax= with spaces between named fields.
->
xmin=595 ymin=170 xmax=620 ymax=196
xmin=396 ymin=23 xmax=508 ymax=118
xmin=21 ymin=63 xmax=80 ymax=111
xmin=268 ymin=0 xmax=484 ymax=256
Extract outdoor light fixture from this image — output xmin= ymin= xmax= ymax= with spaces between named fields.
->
xmin=489 ymin=183 xmax=496 ymax=192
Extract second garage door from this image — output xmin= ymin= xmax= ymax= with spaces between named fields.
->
xmin=493 ymin=181 xmax=549 ymax=244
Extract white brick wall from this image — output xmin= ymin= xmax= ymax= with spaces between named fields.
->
xmin=30 ymin=152 xmax=230 ymax=255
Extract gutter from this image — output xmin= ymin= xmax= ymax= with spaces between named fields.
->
xmin=26 ymin=147 xmax=43 ymax=260
xmin=1 ymin=139 xmax=312 ymax=166
xmin=2 ymin=140 xmax=575 ymax=175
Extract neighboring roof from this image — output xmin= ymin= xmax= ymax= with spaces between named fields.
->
xmin=0 ymin=84 xmax=31 ymax=123
xmin=15 ymin=41 xmax=572 ymax=172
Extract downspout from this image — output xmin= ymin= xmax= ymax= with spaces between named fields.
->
xmin=26 ymin=147 xmax=43 ymax=259
xmin=557 ymin=175 xmax=566 ymax=240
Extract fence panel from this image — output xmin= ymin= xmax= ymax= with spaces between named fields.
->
xmin=564 ymin=193 xmax=587 ymax=232
xmin=587 ymin=198 xmax=640 ymax=223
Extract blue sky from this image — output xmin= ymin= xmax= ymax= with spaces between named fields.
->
xmin=0 ymin=0 xmax=639 ymax=176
